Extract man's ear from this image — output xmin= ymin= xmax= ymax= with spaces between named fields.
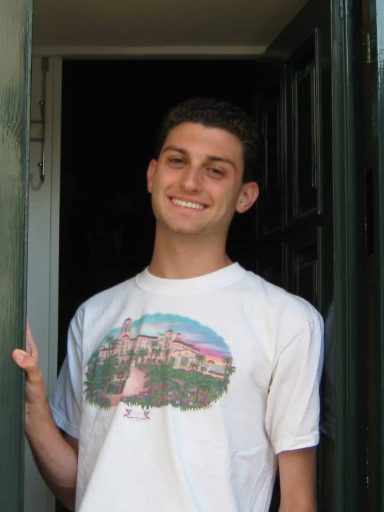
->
xmin=146 ymin=159 xmax=157 ymax=193
xmin=236 ymin=181 xmax=259 ymax=214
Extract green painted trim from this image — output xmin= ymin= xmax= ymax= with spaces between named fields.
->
xmin=331 ymin=0 xmax=367 ymax=510
xmin=0 ymin=0 xmax=33 ymax=510
xmin=373 ymin=0 xmax=384 ymax=506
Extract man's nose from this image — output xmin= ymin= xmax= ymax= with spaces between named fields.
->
xmin=180 ymin=166 xmax=203 ymax=192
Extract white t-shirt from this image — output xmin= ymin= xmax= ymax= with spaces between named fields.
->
xmin=52 ymin=263 xmax=323 ymax=512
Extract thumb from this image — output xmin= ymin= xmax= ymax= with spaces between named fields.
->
xmin=12 ymin=348 xmax=38 ymax=372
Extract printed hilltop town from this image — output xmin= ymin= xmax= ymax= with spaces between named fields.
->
xmin=85 ymin=318 xmax=236 ymax=411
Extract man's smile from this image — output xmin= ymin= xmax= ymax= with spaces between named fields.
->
xmin=171 ymin=197 xmax=207 ymax=210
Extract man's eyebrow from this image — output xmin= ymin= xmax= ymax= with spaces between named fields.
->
xmin=161 ymin=145 xmax=187 ymax=155
xmin=162 ymin=145 xmax=237 ymax=169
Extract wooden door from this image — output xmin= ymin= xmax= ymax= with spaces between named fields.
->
xmin=0 ymin=0 xmax=33 ymax=511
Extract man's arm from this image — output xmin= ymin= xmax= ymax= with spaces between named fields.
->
xmin=278 ymin=447 xmax=317 ymax=512
xmin=12 ymin=323 xmax=78 ymax=511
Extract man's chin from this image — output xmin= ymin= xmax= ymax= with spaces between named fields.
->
xmin=159 ymin=222 xmax=210 ymax=238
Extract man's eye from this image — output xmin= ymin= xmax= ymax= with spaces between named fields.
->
xmin=207 ymin=167 xmax=225 ymax=177
xmin=169 ymin=157 xmax=185 ymax=166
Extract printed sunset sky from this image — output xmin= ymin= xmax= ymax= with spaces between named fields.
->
xmin=104 ymin=313 xmax=232 ymax=363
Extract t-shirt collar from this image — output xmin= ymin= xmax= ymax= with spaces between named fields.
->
xmin=135 ymin=262 xmax=246 ymax=296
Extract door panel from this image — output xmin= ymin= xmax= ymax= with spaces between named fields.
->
xmin=0 ymin=0 xmax=33 ymax=511
xmin=286 ymin=229 xmax=319 ymax=307
xmin=286 ymin=31 xmax=321 ymax=222
xmin=258 ymin=93 xmax=283 ymax=236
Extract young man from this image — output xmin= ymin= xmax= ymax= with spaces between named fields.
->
xmin=13 ymin=98 xmax=323 ymax=512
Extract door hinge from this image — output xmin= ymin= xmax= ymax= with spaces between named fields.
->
xmin=362 ymin=31 xmax=377 ymax=64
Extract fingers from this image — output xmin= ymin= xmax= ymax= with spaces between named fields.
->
xmin=26 ymin=320 xmax=39 ymax=359
xmin=12 ymin=321 xmax=40 ymax=376
xmin=12 ymin=322 xmax=47 ymax=407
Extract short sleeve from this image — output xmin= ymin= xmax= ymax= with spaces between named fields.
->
xmin=51 ymin=309 xmax=84 ymax=439
xmin=265 ymin=314 xmax=324 ymax=454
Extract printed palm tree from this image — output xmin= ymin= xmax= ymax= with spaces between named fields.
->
xmin=144 ymin=362 xmax=181 ymax=405
xmin=163 ymin=346 xmax=172 ymax=363
xmin=195 ymin=353 xmax=206 ymax=372
xmin=100 ymin=355 xmax=118 ymax=393
xmin=116 ymin=346 xmax=136 ymax=379
xmin=84 ymin=352 xmax=101 ymax=403
xmin=195 ymin=374 xmax=213 ymax=406
xmin=190 ymin=362 xmax=199 ymax=372
xmin=128 ymin=346 xmax=136 ymax=364
xmin=224 ymin=357 xmax=235 ymax=376
xmin=210 ymin=377 xmax=225 ymax=396
xmin=105 ymin=335 xmax=118 ymax=357
xmin=136 ymin=347 xmax=149 ymax=365
xmin=223 ymin=357 xmax=236 ymax=391
xmin=150 ymin=340 xmax=159 ymax=362
xmin=153 ymin=346 xmax=162 ymax=364
xmin=85 ymin=354 xmax=118 ymax=407
xmin=179 ymin=367 xmax=196 ymax=389
xmin=189 ymin=372 xmax=212 ymax=405
xmin=170 ymin=369 xmax=190 ymax=403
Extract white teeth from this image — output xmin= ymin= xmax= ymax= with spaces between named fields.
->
xmin=172 ymin=198 xmax=204 ymax=210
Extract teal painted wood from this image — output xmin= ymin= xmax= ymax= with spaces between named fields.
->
xmin=0 ymin=0 xmax=33 ymax=510
xmin=373 ymin=0 xmax=384 ymax=507
xmin=331 ymin=0 xmax=367 ymax=510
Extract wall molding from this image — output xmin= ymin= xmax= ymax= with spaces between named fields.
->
xmin=32 ymin=45 xmax=266 ymax=58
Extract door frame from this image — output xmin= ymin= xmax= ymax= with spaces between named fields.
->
xmin=371 ymin=0 xmax=384 ymax=506
xmin=331 ymin=0 xmax=368 ymax=509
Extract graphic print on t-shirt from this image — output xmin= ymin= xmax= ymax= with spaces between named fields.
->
xmin=84 ymin=313 xmax=235 ymax=411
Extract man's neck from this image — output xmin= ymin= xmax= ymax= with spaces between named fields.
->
xmin=148 ymin=231 xmax=232 ymax=279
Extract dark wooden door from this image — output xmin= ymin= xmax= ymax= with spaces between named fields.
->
xmin=254 ymin=1 xmax=335 ymax=510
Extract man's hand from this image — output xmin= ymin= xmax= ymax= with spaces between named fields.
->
xmin=12 ymin=322 xmax=78 ymax=511
xmin=12 ymin=322 xmax=48 ymax=426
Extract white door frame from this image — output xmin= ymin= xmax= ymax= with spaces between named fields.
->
xmin=26 ymin=56 xmax=62 ymax=512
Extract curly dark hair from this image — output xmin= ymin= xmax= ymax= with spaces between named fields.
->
xmin=155 ymin=98 xmax=260 ymax=183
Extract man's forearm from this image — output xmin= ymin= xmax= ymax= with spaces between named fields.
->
xmin=278 ymin=448 xmax=317 ymax=512
xmin=26 ymin=394 xmax=78 ymax=510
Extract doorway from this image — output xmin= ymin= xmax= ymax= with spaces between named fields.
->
xmin=58 ymin=59 xmax=284 ymax=512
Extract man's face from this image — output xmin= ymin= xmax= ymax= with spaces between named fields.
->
xmin=147 ymin=122 xmax=259 ymax=241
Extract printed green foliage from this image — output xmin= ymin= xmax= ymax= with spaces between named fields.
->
xmin=84 ymin=314 xmax=236 ymax=412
